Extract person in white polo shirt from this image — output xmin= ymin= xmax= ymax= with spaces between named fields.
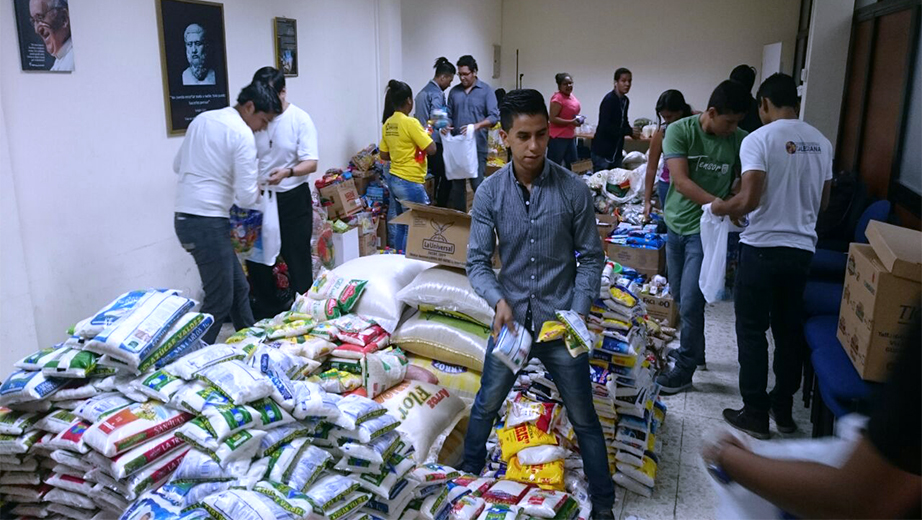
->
xmin=710 ymin=73 xmax=833 ymax=439
xmin=174 ymin=80 xmax=282 ymax=344
xmin=247 ymin=66 xmax=320 ymax=317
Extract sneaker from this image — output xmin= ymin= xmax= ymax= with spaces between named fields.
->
xmin=770 ymin=408 xmax=798 ymax=434
xmin=590 ymin=509 xmax=616 ymax=520
xmin=656 ymin=367 xmax=693 ymax=394
xmin=666 ymin=348 xmax=707 ymax=370
xmin=722 ymin=407 xmax=770 ymax=440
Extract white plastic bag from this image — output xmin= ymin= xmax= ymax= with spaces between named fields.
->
xmin=442 ymin=125 xmax=478 ymax=180
xmin=247 ymin=190 xmax=281 ymax=267
xmin=698 ymin=203 xmax=729 ymax=304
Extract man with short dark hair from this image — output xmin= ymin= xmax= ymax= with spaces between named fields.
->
xmin=656 ymin=79 xmax=750 ymax=394
xmin=444 ymin=54 xmax=499 ymax=211
xmin=730 ymin=64 xmax=762 ymax=133
xmin=463 ymin=89 xmax=615 ymax=519
xmin=591 ymin=67 xmax=640 ymax=171
xmin=173 ymin=81 xmax=281 ymax=344
xmin=710 ymin=73 xmax=833 ymax=438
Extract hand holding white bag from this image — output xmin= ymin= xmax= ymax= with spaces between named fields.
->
xmin=442 ymin=125 xmax=478 ymax=180
xmin=699 ymin=203 xmax=729 ymax=304
xmin=247 ymin=190 xmax=281 ymax=266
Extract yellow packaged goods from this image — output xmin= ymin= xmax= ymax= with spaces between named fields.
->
xmin=497 ymin=423 xmax=557 ymax=462
xmin=506 ymin=456 xmax=565 ymax=490
xmin=537 ymin=321 xmax=566 ymax=343
xmin=391 ymin=311 xmax=490 ymax=372
xmin=406 ymin=354 xmax=481 ymax=401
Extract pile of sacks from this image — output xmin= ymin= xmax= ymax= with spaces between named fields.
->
xmin=587 ymin=260 xmax=669 ymax=498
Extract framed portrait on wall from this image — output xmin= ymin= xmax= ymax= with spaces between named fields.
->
xmin=274 ymin=17 xmax=298 ymax=77
xmin=13 ymin=0 xmax=75 ymax=72
xmin=156 ymin=0 xmax=230 ymax=135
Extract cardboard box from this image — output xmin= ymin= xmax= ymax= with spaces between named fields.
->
xmin=359 ymin=231 xmax=378 ymax=257
xmin=641 ymin=293 xmax=678 ymax=327
xmin=597 ymin=214 xmax=618 ymax=241
xmin=377 ymin=216 xmax=387 ymax=249
xmin=571 ymin=159 xmax=593 ymax=175
xmin=352 ymin=172 xmax=374 ymax=198
xmin=605 ymin=243 xmax=665 ymax=278
xmin=837 ymin=227 xmax=921 ymax=382
xmin=392 ymin=202 xmax=471 ymax=268
xmin=333 ymin=227 xmax=360 ymax=267
xmin=319 ymin=179 xmax=363 ymax=219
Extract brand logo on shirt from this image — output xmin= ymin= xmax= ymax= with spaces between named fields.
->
xmin=785 ymin=141 xmax=822 ymax=154
xmin=694 ymin=157 xmax=730 ymax=175
xmin=422 ymin=221 xmax=455 ymax=254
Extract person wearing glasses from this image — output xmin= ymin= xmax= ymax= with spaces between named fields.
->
xmin=182 ymin=23 xmax=215 ymax=86
xmin=28 ymin=0 xmax=73 ymax=72
xmin=444 ymin=55 xmax=500 ymax=211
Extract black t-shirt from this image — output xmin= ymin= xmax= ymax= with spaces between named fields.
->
xmin=867 ymin=327 xmax=921 ymax=477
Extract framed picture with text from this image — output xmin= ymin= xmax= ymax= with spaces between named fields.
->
xmin=13 ymin=0 xmax=75 ymax=72
xmin=156 ymin=0 xmax=230 ymax=135
xmin=274 ymin=17 xmax=298 ymax=77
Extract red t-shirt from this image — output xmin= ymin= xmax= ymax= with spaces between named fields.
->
xmin=549 ymin=92 xmax=581 ymax=139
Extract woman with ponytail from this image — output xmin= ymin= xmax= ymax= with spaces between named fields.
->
xmin=643 ymin=89 xmax=694 ymax=221
xmin=414 ymin=57 xmax=456 ymax=207
xmin=379 ymin=79 xmax=437 ymax=251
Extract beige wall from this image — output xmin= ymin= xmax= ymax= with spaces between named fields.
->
xmin=499 ymin=0 xmax=800 ymax=125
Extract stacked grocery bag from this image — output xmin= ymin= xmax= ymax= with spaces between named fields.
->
xmin=587 ymin=259 xmax=669 ymax=498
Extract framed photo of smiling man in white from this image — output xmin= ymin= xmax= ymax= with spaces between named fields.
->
xmin=13 ymin=0 xmax=75 ymax=72
xmin=156 ymin=0 xmax=230 ymax=135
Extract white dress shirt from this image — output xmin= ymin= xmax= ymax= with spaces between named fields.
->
xmin=50 ymin=38 xmax=74 ymax=72
xmin=254 ymin=103 xmax=319 ymax=192
xmin=174 ymin=106 xmax=260 ymax=217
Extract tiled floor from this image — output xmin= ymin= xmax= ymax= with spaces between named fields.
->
xmin=617 ymin=300 xmax=812 ymax=520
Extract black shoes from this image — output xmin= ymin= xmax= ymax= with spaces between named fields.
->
xmin=666 ymin=348 xmax=707 ymax=370
xmin=770 ymin=408 xmax=797 ymax=434
xmin=722 ymin=407 xmax=770 ymax=440
xmin=591 ymin=509 xmax=616 ymax=520
xmin=656 ymin=367 xmax=693 ymax=395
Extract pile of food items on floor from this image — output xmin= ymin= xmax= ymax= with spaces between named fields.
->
xmin=0 ymin=253 xmax=675 ymax=520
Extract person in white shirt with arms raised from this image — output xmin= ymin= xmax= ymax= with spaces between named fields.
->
xmin=174 ymin=80 xmax=282 ymax=344
xmin=247 ymin=66 xmax=320 ymax=318
xmin=710 ymin=73 xmax=833 ymax=439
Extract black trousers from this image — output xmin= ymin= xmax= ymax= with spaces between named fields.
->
xmin=734 ymin=244 xmax=813 ymax=412
xmin=430 ymin=142 xmax=452 ymax=208
xmin=246 ymin=183 xmax=314 ymax=318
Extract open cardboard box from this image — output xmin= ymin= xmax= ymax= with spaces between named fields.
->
xmin=392 ymin=202 xmax=471 ymax=268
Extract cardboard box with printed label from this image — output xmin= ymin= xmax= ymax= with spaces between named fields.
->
xmin=641 ymin=293 xmax=678 ymax=327
xmin=352 ymin=170 xmax=374 ymax=198
xmin=359 ymin=229 xmax=378 ymax=257
xmin=597 ymin=214 xmax=618 ymax=241
xmin=605 ymin=243 xmax=665 ymax=278
xmin=319 ymin=179 xmax=363 ymax=219
xmin=837 ymin=221 xmax=921 ymax=382
xmin=392 ymin=202 xmax=471 ymax=268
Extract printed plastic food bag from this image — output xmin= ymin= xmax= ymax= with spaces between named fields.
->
xmin=83 ymin=401 xmax=193 ymax=457
xmin=375 ymin=380 xmax=466 ymax=463
xmin=492 ymin=323 xmax=532 ymax=374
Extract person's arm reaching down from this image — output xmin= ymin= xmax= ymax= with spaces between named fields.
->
xmin=710 ymin=170 xmax=765 ymax=219
xmin=821 ymin=180 xmax=832 ymax=212
xmin=233 ymin=134 xmax=261 ymax=209
xmin=466 ymin=182 xmax=507 ymax=335
xmin=643 ymin=129 xmax=665 ymax=219
xmin=570 ymin=185 xmax=605 ymax=317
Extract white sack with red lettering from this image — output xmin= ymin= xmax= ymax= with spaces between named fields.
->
xmin=373 ymin=380 xmax=466 ymax=463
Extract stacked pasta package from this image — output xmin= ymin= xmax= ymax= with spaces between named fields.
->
xmin=0 ymin=289 xmax=211 ymax=519
xmin=587 ymin=260 xmax=669 ymax=498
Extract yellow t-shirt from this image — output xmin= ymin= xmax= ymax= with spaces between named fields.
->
xmin=379 ymin=112 xmax=433 ymax=184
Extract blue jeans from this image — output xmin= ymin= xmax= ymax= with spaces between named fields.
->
xmin=547 ymin=137 xmax=577 ymax=170
xmin=666 ymin=230 xmax=706 ymax=374
xmin=450 ymin=152 xmax=486 ymax=211
xmin=657 ymin=180 xmax=670 ymax=209
xmin=175 ymin=214 xmax=254 ymax=344
xmin=591 ymin=151 xmax=622 ymax=172
xmin=462 ymin=337 xmax=615 ymax=511
xmin=386 ymin=173 xmax=429 ymax=252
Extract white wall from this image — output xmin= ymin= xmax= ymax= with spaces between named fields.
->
xmin=500 ymin=0 xmax=800 ymax=124
xmin=0 ymin=0 xmax=382 ymax=376
xmin=400 ymin=0 xmax=503 ymax=102
xmin=800 ymin=0 xmax=855 ymax=148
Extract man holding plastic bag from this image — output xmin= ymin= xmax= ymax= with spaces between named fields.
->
xmin=173 ymin=80 xmax=282 ymax=344
xmin=710 ymin=74 xmax=833 ymax=438
xmin=463 ymin=89 xmax=615 ymax=519
xmin=655 ymin=80 xmax=749 ymax=394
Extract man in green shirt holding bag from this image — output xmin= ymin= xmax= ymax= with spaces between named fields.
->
xmin=656 ymin=80 xmax=750 ymax=394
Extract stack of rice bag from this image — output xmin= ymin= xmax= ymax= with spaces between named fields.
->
xmin=587 ymin=261 xmax=670 ymax=498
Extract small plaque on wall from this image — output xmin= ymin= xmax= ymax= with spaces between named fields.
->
xmin=274 ymin=17 xmax=298 ymax=77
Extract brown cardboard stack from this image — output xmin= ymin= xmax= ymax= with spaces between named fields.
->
xmin=837 ymin=221 xmax=921 ymax=382
xmin=606 ymin=243 xmax=666 ymax=278
xmin=319 ymin=178 xmax=363 ymax=219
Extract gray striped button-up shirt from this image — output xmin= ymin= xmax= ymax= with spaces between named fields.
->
xmin=414 ymin=80 xmax=445 ymax=143
xmin=466 ymin=159 xmax=604 ymax=330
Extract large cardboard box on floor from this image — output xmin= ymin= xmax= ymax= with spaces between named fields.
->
xmin=837 ymin=221 xmax=921 ymax=382
xmin=319 ymin=179 xmax=363 ymax=219
xmin=392 ymin=202 xmax=471 ymax=268
xmin=605 ymin=243 xmax=665 ymax=278
xmin=597 ymin=214 xmax=618 ymax=241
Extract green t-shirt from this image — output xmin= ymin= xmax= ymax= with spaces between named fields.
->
xmin=662 ymin=115 xmax=747 ymax=235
